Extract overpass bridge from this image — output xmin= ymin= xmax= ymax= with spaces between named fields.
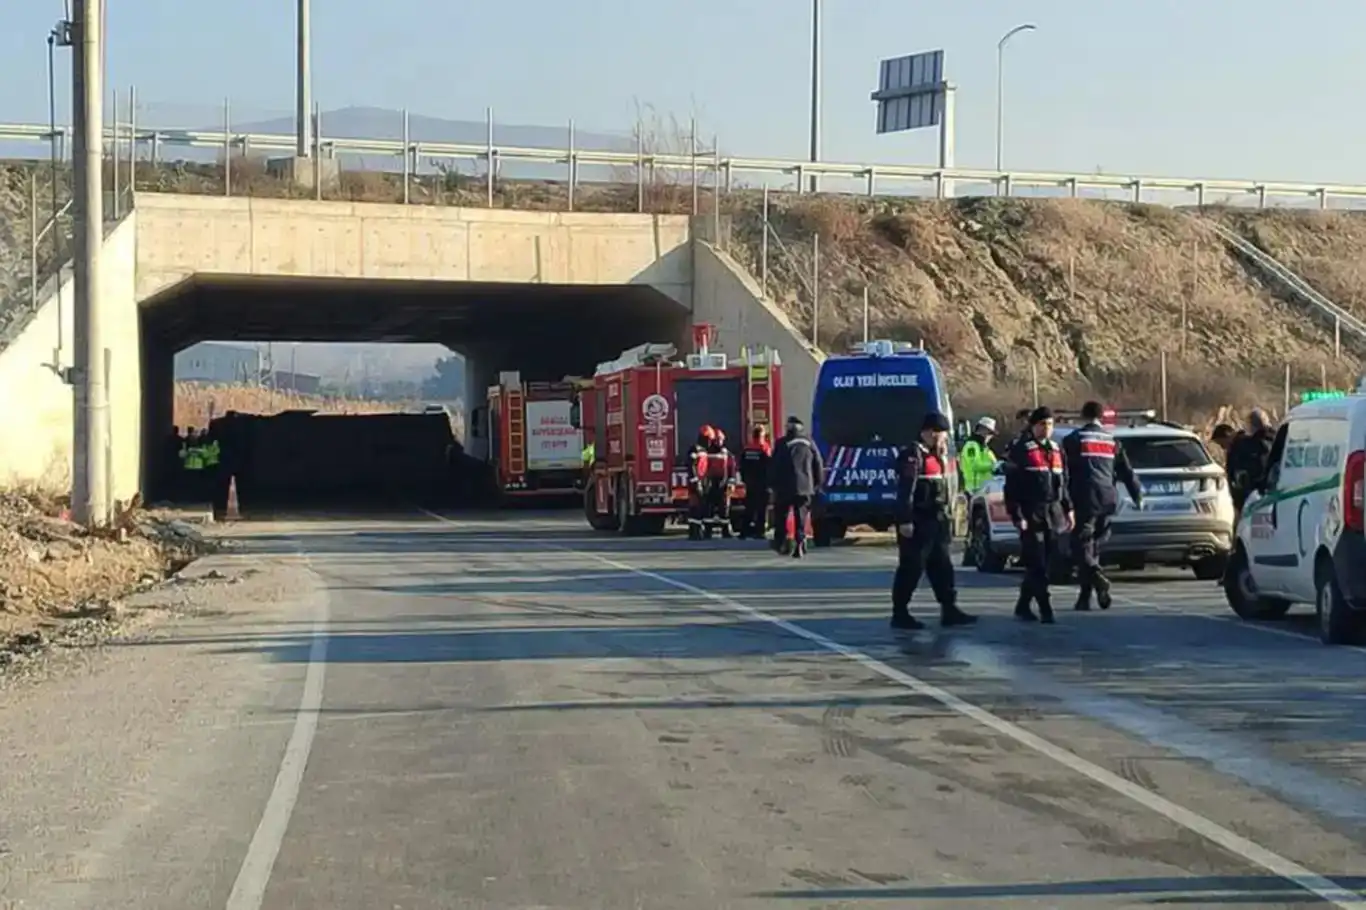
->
xmin=0 ymin=193 xmax=821 ymax=501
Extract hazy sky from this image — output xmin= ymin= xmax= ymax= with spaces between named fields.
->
xmin=3 ymin=0 xmax=1364 ymax=184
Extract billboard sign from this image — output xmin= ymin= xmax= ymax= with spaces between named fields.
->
xmin=872 ymin=49 xmax=946 ymax=133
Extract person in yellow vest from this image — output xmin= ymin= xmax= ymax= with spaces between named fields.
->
xmin=958 ymin=417 xmax=999 ymax=493
xmin=181 ymin=431 xmax=207 ymax=502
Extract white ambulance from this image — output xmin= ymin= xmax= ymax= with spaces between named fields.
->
xmin=1226 ymin=388 xmax=1366 ymax=644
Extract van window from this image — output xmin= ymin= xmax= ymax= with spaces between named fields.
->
xmin=816 ymin=385 xmax=930 ymax=448
xmin=1123 ymin=434 xmax=1212 ymax=470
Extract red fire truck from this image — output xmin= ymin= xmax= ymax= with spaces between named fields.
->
xmin=479 ymin=371 xmax=584 ymax=500
xmin=575 ymin=325 xmax=782 ymax=535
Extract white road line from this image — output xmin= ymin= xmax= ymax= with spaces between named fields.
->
xmin=419 ymin=509 xmax=1366 ymax=908
xmin=224 ymin=560 xmax=331 ymax=910
xmin=577 ymin=549 xmax=1366 ymax=907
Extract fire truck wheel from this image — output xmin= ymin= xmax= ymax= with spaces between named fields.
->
xmin=584 ymin=484 xmax=618 ymax=532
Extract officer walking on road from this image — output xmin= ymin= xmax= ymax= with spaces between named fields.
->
xmin=1062 ymin=401 xmax=1142 ymax=611
xmin=770 ymin=416 xmax=823 ymax=558
xmin=891 ymin=413 xmax=978 ymax=630
xmin=1004 ymin=406 xmax=1073 ymax=624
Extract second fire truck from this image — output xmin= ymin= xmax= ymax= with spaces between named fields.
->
xmin=478 ymin=371 xmax=584 ymax=501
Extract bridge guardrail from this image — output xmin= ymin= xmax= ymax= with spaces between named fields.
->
xmin=2 ymin=119 xmax=1366 ymax=209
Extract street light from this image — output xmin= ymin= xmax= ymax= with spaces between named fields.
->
xmin=808 ymin=0 xmax=821 ymax=192
xmin=995 ymin=23 xmax=1036 ymax=173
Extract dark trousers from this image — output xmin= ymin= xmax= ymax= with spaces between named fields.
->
xmin=772 ymin=495 xmax=810 ymax=547
xmin=893 ymin=516 xmax=955 ymax=616
xmin=742 ymin=487 xmax=768 ymax=537
xmin=1071 ymin=511 xmax=1113 ymax=595
xmin=1017 ymin=511 xmax=1060 ymax=615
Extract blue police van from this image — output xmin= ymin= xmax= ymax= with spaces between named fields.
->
xmin=810 ymin=340 xmax=956 ymax=546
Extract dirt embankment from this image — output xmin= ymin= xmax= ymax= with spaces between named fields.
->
xmin=725 ymin=195 xmax=1362 ymax=419
xmin=0 ymin=492 xmax=211 ymax=667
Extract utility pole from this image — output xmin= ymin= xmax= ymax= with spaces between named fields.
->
xmin=807 ymin=0 xmax=821 ymax=192
xmin=71 ymin=0 xmax=108 ymax=527
xmin=296 ymin=0 xmax=311 ymax=157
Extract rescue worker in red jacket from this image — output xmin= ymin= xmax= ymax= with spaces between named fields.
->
xmin=891 ymin=413 xmax=979 ymax=630
xmin=1061 ymin=400 xmax=1142 ymax=611
xmin=738 ymin=425 xmax=772 ymax=539
xmin=1003 ymin=406 xmax=1073 ymax=623
xmin=686 ymin=426 xmax=717 ymax=535
xmin=705 ymin=429 xmax=738 ymax=530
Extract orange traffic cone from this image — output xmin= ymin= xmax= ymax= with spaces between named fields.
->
xmin=224 ymin=476 xmax=240 ymax=521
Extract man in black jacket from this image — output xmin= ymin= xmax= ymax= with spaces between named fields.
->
xmin=1062 ymin=401 xmax=1143 ymax=611
xmin=890 ymin=412 xmax=978 ymax=630
xmin=738 ymin=425 xmax=772 ymax=539
xmin=1004 ymin=406 xmax=1073 ymax=623
xmin=770 ymin=416 xmax=824 ymax=558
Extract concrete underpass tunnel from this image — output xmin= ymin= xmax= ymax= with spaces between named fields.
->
xmin=140 ymin=275 xmax=691 ymax=509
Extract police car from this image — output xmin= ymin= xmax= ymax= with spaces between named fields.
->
xmin=964 ymin=409 xmax=1235 ymax=581
xmin=1226 ymin=387 xmax=1366 ymax=644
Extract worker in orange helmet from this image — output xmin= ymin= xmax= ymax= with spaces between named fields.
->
xmin=687 ymin=425 xmax=718 ymax=540
xmin=706 ymin=428 xmax=738 ymax=537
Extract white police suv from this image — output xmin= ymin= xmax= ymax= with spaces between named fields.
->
xmin=964 ymin=410 xmax=1235 ymax=581
xmin=1226 ymin=388 xmax=1366 ymax=644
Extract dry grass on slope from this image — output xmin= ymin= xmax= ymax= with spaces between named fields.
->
xmin=174 ymin=383 xmax=406 ymax=431
xmin=1208 ymin=208 xmax=1366 ymax=322
xmin=727 ymin=195 xmax=1356 ymax=420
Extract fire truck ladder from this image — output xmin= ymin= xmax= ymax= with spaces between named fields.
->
xmin=742 ymin=346 xmax=779 ymax=432
xmin=506 ymin=387 xmax=526 ymax=476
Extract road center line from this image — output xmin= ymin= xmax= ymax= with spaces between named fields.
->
xmin=225 ymin=556 xmax=331 ymax=910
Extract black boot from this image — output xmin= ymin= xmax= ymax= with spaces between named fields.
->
xmin=1014 ymin=590 xmax=1037 ymax=622
xmin=1038 ymin=595 xmax=1056 ymax=625
xmin=940 ymin=600 xmax=977 ymax=627
xmin=1074 ymin=584 xmax=1092 ymax=612
xmin=1096 ymin=582 xmax=1113 ymax=611
xmin=891 ymin=611 xmax=925 ymax=631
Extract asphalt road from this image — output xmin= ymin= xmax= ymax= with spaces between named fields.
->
xmin=4 ymin=511 xmax=1366 ymax=909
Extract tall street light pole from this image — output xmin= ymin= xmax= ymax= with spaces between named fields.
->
xmin=71 ymin=0 xmax=108 ymax=527
xmin=995 ymin=23 xmax=1036 ymax=173
xmin=296 ymin=0 xmax=311 ymax=158
xmin=808 ymin=0 xmax=821 ymax=192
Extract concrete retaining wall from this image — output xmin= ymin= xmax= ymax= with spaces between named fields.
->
xmin=691 ymin=241 xmax=824 ymax=425
xmin=0 ymin=214 xmax=141 ymax=500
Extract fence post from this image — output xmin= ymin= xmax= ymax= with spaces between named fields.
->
xmin=401 ymin=108 xmax=410 ymax=205
xmin=760 ymin=184 xmax=769 ymax=297
xmin=1335 ymin=315 xmax=1342 ymax=360
xmin=1284 ymin=362 xmax=1291 ymax=416
xmin=127 ymin=85 xmax=136 ymax=205
xmin=29 ymin=173 xmax=38 ymax=309
xmin=111 ymin=89 xmax=119 ymax=218
xmin=1322 ymin=362 xmax=1328 ymax=390
xmin=711 ymin=133 xmax=721 ymax=249
xmin=862 ymin=286 xmax=870 ymax=343
xmin=485 ymin=106 xmax=495 ymax=208
xmin=1031 ymin=361 xmax=1039 ymax=408
xmin=635 ymin=118 xmax=644 ymax=213
xmin=1160 ymin=350 xmax=1169 ymax=421
xmin=567 ymin=119 xmax=576 ymax=212
xmin=690 ymin=117 xmax=698 ymax=216
xmin=811 ymin=232 xmax=820 ymax=348
xmin=312 ymin=104 xmax=322 ymax=200
xmin=223 ymin=97 xmax=231 ymax=196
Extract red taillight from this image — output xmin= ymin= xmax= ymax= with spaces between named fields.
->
xmin=1345 ymin=450 xmax=1365 ymax=532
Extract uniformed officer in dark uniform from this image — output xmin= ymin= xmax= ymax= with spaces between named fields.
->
xmin=1004 ymin=406 xmax=1073 ymax=623
xmin=890 ymin=412 xmax=978 ymax=630
xmin=1062 ymin=401 xmax=1142 ymax=611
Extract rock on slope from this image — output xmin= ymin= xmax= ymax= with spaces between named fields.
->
xmin=727 ymin=195 xmax=1357 ymax=401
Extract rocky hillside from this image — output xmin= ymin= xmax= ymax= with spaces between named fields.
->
xmin=725 ymin=195 xmax=1362 ymax=415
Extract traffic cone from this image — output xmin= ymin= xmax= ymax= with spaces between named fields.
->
xmin=225 ymin=476 xmax=240 ymax=521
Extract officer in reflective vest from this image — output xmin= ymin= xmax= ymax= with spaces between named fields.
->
xmin=1004 ymin=406 xmax=1073 ymax=623
xmin=890 ymin=412 xmax=979 ymax=630
xmin=1062 ymin=400 xmax=1143 ymax=611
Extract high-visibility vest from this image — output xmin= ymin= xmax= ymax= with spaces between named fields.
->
xmin=202 ymin=440 xmax=221 ymax=467
xmin=183 ymin=447 xmax=205 ymax=471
